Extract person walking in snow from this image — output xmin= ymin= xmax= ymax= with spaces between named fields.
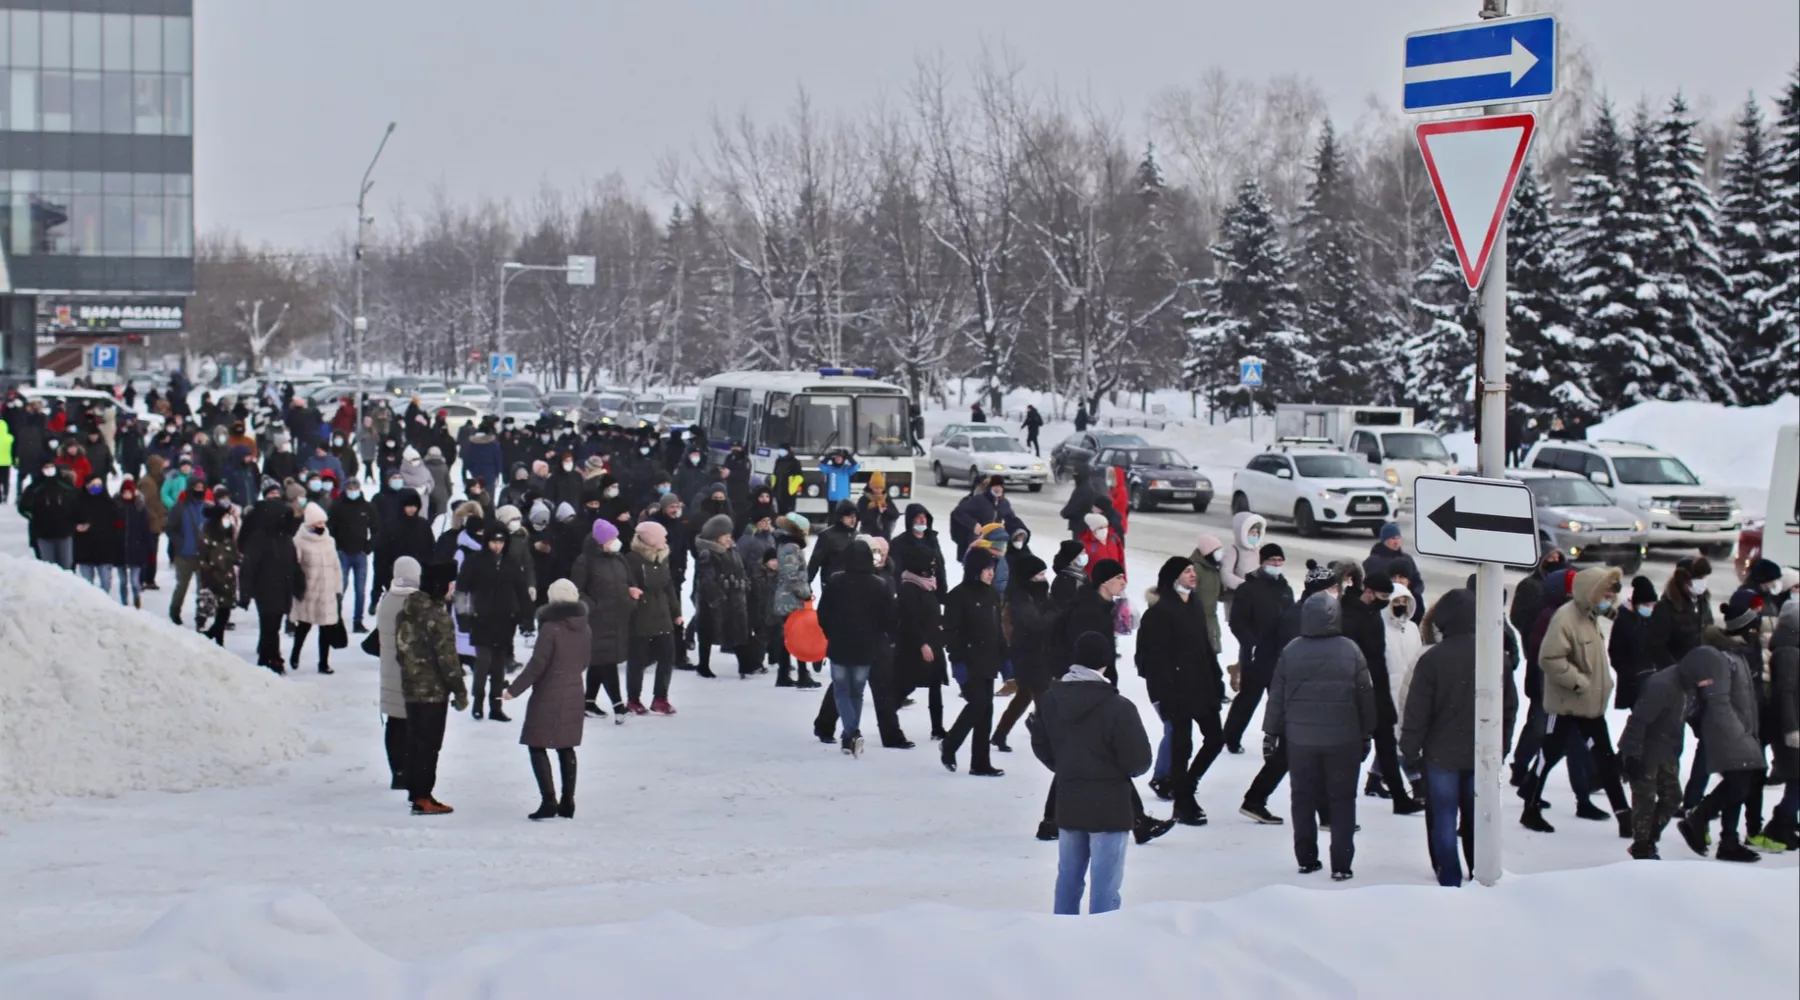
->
xmin=1674 ymin=622 xmax=1769 ymax=863
xmin=397 ymin=560 xmax=469 ymax=815
xmin=818 ymin=538 xmax=897 ymax=756
xmin=290 ymin=502 xmax=345 ymax=675
xmin=375 ymin=556 xmax=422 ymax=790
xmin=1022 ymin=405 xmax=1044 ymax=457
xmin=1135 ymin=556 xmax=1222 ymax=828
xmin=1380 ymin=584 xmax=1425 ymax=807
xmin=194 ymin=501 xmax=240 ymax=645
xmin=1265 ymin=589 xmax=1377 ymax=880
xmin=1618 ymin=647 xmax=1713 ymax=860
xmin=115 ymin=478 xmax=153 ymax=608
xmin=569 ymin=519 xmax=634 ymax=721
xmin=625 ymin=520 xmax=683 ymax=715
xmin=502 ymin=578 xmax=590 ymax=820
xmin=458 ymin=520 xmax=531 ymax=722
xmin=1221 ymin=543 xmax=1294 ymax=755
xmin=1400 ymin=588 xmax=1479 ymax=884
xmin=1029 ymin=631 xmax=1153 ymax=916
xmin=991 ymin=553 xmax=1056 ymax=755
xmin=940 ymin=548 xmax=1007 ymax=776
xmin=163 ymin=477 xmax=210 ymax=625
xmin=72 ymin=472 xmax=122 ymax=593
xmin=238 ymin=498 xmax=302 ymax=673
xmin=772 ymin=514 xmax=822 ymax=689
xmin=328 ymin=478 xmax=378 ymax=632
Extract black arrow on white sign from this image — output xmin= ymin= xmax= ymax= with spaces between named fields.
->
xmin=1427 ymin=496 xmax=1536 ymax=541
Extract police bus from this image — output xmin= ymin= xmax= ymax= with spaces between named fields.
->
xmin=695 ymin=368 xmax=916 ymax=518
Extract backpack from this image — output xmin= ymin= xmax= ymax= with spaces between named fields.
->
xmin=785 ymin=599 xmax=829 ymax=663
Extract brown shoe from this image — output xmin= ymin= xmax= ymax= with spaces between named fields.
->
xmin=411 ymin=797 xmax=453 ymax=815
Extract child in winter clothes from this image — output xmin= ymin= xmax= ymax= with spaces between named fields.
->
xmin=1217 ymin=512 xmax=1268 ymax=593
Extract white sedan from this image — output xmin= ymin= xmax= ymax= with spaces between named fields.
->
xmin=931 ymin=433 xmax=1048 ymax=491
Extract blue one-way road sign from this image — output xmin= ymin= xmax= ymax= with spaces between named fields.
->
xmin=1404 ymin=13 xmax=1556 ymax=114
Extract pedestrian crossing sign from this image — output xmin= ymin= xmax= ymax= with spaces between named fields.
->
xmin=1239 ymin=361 xmax=1264 ymax=387
xmin=490 ymin=353 xmax=517 ymax=379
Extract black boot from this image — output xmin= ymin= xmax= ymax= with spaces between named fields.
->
xmin=528 ymin=752 xmax=558 ymax=821
xmin=488 ymin=700 xmax=511 ymax=722
xmin=1363 ymin=773 xmax=1391 ymax=799
xmin=557 ymin=752 xmax=577 ymax=818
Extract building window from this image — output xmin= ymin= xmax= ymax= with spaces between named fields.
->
xmin=101 ymin=70 xmax=130 ymax=133
xmin=71 ymin=70 xmax=100 ymax=132
xmin=40 ymin=70 xmax=70 ymax=132
xmin=11 ymin=10 xmax=38 ymax=70
xmin=41 ymin=11 xmax=70 ymax=71
xmin=72 ymin=13 xmax=101 ymax=72
xmin=0 ymin=15 xmax=190 ymax=135
xmin=0 ymin=170 xmax=192 ymax=259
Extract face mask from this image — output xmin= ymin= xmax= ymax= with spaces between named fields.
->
xmin=223 ymin=517 xmax=235 ymax=529
xmin=332 ymin=439 xmax=343 ymax=447
xmin=1637 ymin=605 xmax=1654 ymax=618
xmin=603 ymin=539 xmax=622 ymax=553
xmin=639 ymin=447 xmax=651 ymax=456
xmin=388 ymin=478 xmax=403 ymax=490
xmin=690 ymin=456 xmax=702 ymax=466
xmin=989 ymin=489 xmax=1003 ymax=500
xmin=1391 ymin=605 xmax=1407 ymax=618
xmin=1689 ymin=581 xmax=1707 ymax=597
xmin=310 ymin=525 xmax=326 ymax=535
xmin=605 ymin=486 xmax=620 ymax=498
xmin=1074 ymin=552 xmax=1089 ymax=568
xmin=776 ymin=449 xmax=789 ymax=457
xmin=346 ymin=490 xmax=362 ymax=501
xmin=1206 ymin=551 xmax=1221 ymax=565
xmin=540 ymin=434 xmax=552 ymax=442
xmin=87 ymin=483 xmax=104 ymax=495
xmin=1093 ymin=527 xmax=1107 ymax=542
xmin=41 ymin=468 xmax=56 ymax=478
xmin=656 ymin=484 xmax=671 ymax=496
xmin=122 ymin=491 xmax=136 ymax=501
xmin=308 ymin=480 xmax=323 ymax=492
xmin=1175 ymin=583 xmax=1193 ymax=596
xmin=911 ymin=523 xmax=926 ymax=535
xmin=562 ymin=463 xmax=574 ymax=472
xmin=1247 ymin=535 xmax=1261 ymax=548
xmin=1596 ymin=599 xmax=1613 ymax=613
xmin=1263 ymin=565 xmax=1283 ymax=577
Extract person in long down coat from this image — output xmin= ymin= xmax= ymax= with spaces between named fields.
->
xmin=625 ymin=520 xmax=683 ymax=714
xmin=458 ymin=520 xmax=533 ymax=722
xmin=895 ymin=543 xmax=948 ymax=738
xmin=940 ymin=548 xmax=1008 ymax=776
xmin=694 ymin=513 xmax=757 ymax=677
xmin=569 ymin=518 xmax=634 ymax=720
xmin=991 ymin=553 xmax=1056 ymax=754
xmin=239 ymin=499 xmax=304 ymax=674
xmin=504 ymin=578 xmax=591 ymax=821
xmin=376 ymin=556 xmax=423 ymax=790
xmin=290 ymin=502 xmax=345 ymax=674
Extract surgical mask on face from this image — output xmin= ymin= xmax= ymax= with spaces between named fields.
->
xmin=1075 ymin=551 xmax=1089 ymax=568
xmin=308 ymin=480 xmax=323 ymax=492
xmin=990 ymin=489 xmax=1002 ymax=499
xmin=41 ymin=467 xmax=56 ymax=478
xmin=1689 ymin=580 xmax=1707 ymax=597
xmin=776 ymin=449 xmax=789 ymax=457
xmin=1093 ymin=527 xmax=1108 ymax=542
xmin=639 ymin=447 xmax=651 ymax=456
xmin=603 ymin=538 xmax=622 ymax=553
xmin=346 ymin=490 xmax=362 ymax=501
xmin=912 ymin=523 xmax=926 ymax=535
xmin=1247 ymin=535 xmax=1261 ymax=548
xmin=388 ymin=478 xmax=404 ymax=490
xmin=562 ymin=462 xmax=574 ymax=472
xmin=1175 ymin=583 xmax=1192 ymax=596
xmin=689 ymin=456 xmax=702 ymax=466
xmin=1638 ymin=604 xmax=1654 ymax=618
xmin=1596 ymin=599 xmax=1613 ymax=613
xmin=1263 ymin=565 xmax=1283 ymax=577
xmin=605 ymin=486 xmax=620 ymax=498
xmin=87 ymin=483 xmax=104 ymax=495
xmin=223 ymin=517 xmax=235 ymax=529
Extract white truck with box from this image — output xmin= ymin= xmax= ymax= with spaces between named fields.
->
xmin=1272 ymin=404 xmax=1460 ymax=506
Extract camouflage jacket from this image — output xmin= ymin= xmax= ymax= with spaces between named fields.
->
xmin=396 ymin=590 xmax=467 ymax=704
xmin=196 ymin=523 xmax=240 ymax=604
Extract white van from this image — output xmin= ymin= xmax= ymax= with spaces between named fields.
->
xmin=1273 ymin=403 xmax=1458 ymax=505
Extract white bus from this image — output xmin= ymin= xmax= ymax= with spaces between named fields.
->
xmin=695 ymin=368 xmax=916 ymax=518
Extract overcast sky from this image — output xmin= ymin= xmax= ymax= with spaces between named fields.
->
xmin=195 ymin=0 xmax=1799 ymax=249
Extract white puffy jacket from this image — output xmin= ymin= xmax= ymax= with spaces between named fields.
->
xmin=1385 ymin=587 xmax=1423 ymax=718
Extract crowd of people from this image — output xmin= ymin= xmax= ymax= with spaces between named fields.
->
xmin=4 ymin=378 xmax=1796 ymax=915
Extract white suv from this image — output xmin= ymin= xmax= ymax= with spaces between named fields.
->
xmin=1230 ymin=446 xmax=1399 ymax=537
xmin=1524 ymin=439 xmax=1741 ymax=557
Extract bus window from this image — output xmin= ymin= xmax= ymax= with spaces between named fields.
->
xmin=856 ymin=395 xmax=911 ymax=457
xmin=761 ymin=392 xmax=793 ymax=449
xmin=727 ymin=389 xmax=752 ymax=444
xmin=793 ymin=395 xmax=854 ymax=455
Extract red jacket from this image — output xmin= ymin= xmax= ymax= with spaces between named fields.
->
xmin=1080 ymin=528 xmax=1125 ymax=575
xmin=57 ymin=453 xmax=92 ymax=485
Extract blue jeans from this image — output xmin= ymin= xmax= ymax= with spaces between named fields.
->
xmin=1153 ymin=720 xmax=1173 ymax=780
xmin=1055 ymin=829 xmax=1129 ymax=915
xmin=1426 ymin=767 xmax=1475 ymax=887
xmin=35 ymin=536 xmax=74 ymax=569
xmin=831 ymin=663 xmax=871 ymax=739
xmin=116 ymin=565 xmax=143 ymax=605
xmin=339 ymin=552 xmax=369 ymax=623
xmin=77 ymin=563 xmax=115 ymax=592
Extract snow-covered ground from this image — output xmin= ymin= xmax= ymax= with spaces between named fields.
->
xmin=1 ymin=393 xmax=1794 ymax=997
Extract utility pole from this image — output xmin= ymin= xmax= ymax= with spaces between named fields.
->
xmin=490 ymin=256 xmax=595 ymax=416
xmin=1472 ymin=0 xmax=1510 ymax=888
xmin=353 ymin=122 xmax=397 ymax=443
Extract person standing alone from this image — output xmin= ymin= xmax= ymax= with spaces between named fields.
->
xmin=1029 ymin=631 xmax=1152 ymax=915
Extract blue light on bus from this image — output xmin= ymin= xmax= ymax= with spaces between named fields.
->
xmin=851 ymin=367 xmax=878 ymax=378
xmin=817 ymin=367 xmax=846 ymax=377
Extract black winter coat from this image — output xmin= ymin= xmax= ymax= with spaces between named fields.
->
xmin=807 ymin=522 xmax=858 ymax=583
xmin=1340 ymin=591 xmax=1394 ymax=727
xmin=1608 ymin=607 xmax=1657 ymax=709
xmin=1229 ymin=569 xmax=1294 ymax=674
xmin=1364 ymin=541 xmax=1425 ymax=622
xmin=887 ymin=506 xmax=948 ymax=594
xmin=72 ymin=490 xmax=123 ymax=566
xmin=1265 ymin=593 xmax=1377 ymax=748
xmin=1400 ymin=589 xmax=1478 ymax=771
xmin=1617 ymin=656 xmax=1709 ymax=769
xmin=1006 ymin=577 xmax=1058 ymax=693
xmin=896 ymin=574 xmax=946 ymax=687
xmin=818 ymin=544 xmax=897 ymax=666
xmin=375 ymin=514 xmax=436 ymax=579
xmin=1648 ymin=596 xmax=1710 ymax=669
xmin=1135 ymin=586 xmax=1221 ymax=715
xmin=1028 ymin=673 xmax=1152 ymax=832
xmin=457 ymin=547 xmax=533 ymax=648
xmin=694 ymin=537 xmax=754 ymax=649
xmin=239 ymin=523 xmax=303 ymax=616
xmin=569 ymin=536 xmax=635 ymax=665
xmin=1051 ymin=584 xmax=1118 ymax=680
xmin=626 ymin=542 xmax=682 ymax=637
xmin=327 ymin=496 xmax=377 ymax=555
xmin=943 ymin=576 xmax=1006 ymax=686
xmin=119 ymin=499 xmax=154 ymax=566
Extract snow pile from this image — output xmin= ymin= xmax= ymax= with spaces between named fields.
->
xmin=1 ymin=864 xmax=1790 ymax=999
xmin=0 ymin=554 xmax=315 ymax=807
xmin=1587 ymin=395 xmax=1796 ymax=492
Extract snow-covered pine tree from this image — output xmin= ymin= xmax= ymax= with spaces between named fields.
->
xmin=1718 ymin=96 xmax=1775 ymax=401
xmin=1402 ymin=238 xmax=1479 ymax=431
xmin=1295 ymin=121 xmax=1379 ymax=403
xmin=1641 ymin=94 xmax=1737 ymax=402
xmin=1750 ymin=67 xmax=1800 ymax=398
xmin=1505 ymin=162 xmax=1596 ymax=432
xmin=1567 ymin=104 xmax=1663 ymax=412
xmin=1183 ymin=177 xmax=1305 ymax=414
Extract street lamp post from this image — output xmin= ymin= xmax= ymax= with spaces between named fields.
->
xmin=353 ymin=122 xmax=396 ymax=443
xmin=489 ymin=256 xmax=595 ymax=416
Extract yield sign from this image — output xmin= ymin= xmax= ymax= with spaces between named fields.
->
xmin=1415 ymin=112 xmax=1538 ymax=289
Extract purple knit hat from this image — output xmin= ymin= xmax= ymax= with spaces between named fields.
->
xmin=592 ymin=519 xmax=619 ymax=545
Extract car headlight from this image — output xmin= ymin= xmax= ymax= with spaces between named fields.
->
xmin=1150 ymin=480 xmax=1170 ymax=489
xmin=1384 ymin=467 xmax=1400 ymax=485
xmin=1633 ymin=520 xmax=1645 ymax=532
xmin=1729 ymin=507 xmax=1743 ymax=521
xmin=1031 ymin=464 xmax=1044 ymax=473
xmin=1635 ymin=498 xmax=1652 ymax=510
xmin=1317 ymin=490 xmax=1329 ymax=500
xmin=1560 ymin=519 xmax=1588 ymax=533
xmin=806 ymin=484 xmax=820 ymax=497
xmin=987 ymin=463 xmax=1006 ymax=471
xmin=1197 ymin=479 xmax=1211 ymax=489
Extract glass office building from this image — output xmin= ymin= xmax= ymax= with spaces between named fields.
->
xmin=0 ymin=0 xmax=192 ymax=384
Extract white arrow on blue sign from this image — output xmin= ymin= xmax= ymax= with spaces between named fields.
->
xmin=489 ymin=353 xmax=517 ymax=379
xmin=90 ymin=345 xmax=119 ymax=371
xmin=1403 ymin=13 xmax=1556 ymax=114
xmin=1239 ymin=361 xmax=1264 ymax=387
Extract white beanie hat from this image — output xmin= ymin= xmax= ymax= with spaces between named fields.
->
xmin=1084 ymin=512 xmax=1109 ymax=532
xmin=303 ymin=502 xmax=329 ymax=526
xmin=496 ymin=504 xmax=522 ymax=527
xmin=547 ymin=578 xmax=580 ymax=605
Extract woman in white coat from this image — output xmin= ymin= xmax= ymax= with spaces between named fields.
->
xmin=375 ymin=556 xmax=421 ymax=790
xmin=1217 ymin=511 xmax=1269 ymax=594
xmin=291 ymin=502 xmax=345 ymax=674
xmin=1386 ymin=587 xmax=1424 ymax=721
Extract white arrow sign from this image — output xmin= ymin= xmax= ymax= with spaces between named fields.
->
xmin=1412 ymin=475 xmax=1540 ymax=568
xmin=1403 ymin=37 xmax=1540 ymax=88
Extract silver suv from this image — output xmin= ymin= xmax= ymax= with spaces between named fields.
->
xmin=1509 ymin=469 xmax=1647 ymax=573
xmin=1524 ymin=439 xmax=1741 ymax=557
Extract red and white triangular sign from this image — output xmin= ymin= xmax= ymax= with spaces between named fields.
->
xmin=1415 ymin=112 xmax=1538 ymax=290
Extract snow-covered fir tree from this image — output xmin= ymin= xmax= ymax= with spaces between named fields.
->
xmin=1718 ymin=96 xmax=1775 ymax=401
xmin=1641 ymin=94 xmax=1738 ymax=402
xmin=1402 ymin=239 xmax=1479 ymax=430
xmin=1184 ymin=177 xmax=1305 ymax=413
xmin=1752 ymin=68 xmax=1800 ymax=398
xmin=1294 ymin=122 xmax=1380 ymax=403
xmin=1505 ymin=162 xmax=1596 ymax=431
xmin=1567 ymin=104 xmax=1663 ymax=412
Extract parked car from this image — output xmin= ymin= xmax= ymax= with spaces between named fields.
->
xmin=1524 ymin=439 xmax=1741 ymax=558
xmin=1093 ymin=444 xmax=1213 ymax=513
xmin=1049 ymin=431 xmax=1150 ymax=482
xmin=931 ymin=432 xmax=1048 ymax=491
xmin=1509 ymin=468 xmax=1647 ymax=573
xmin=20 ymin=387 xmax=164 ymax=435
xmin=1230 ymin=445 xmax=1397 ymax=537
